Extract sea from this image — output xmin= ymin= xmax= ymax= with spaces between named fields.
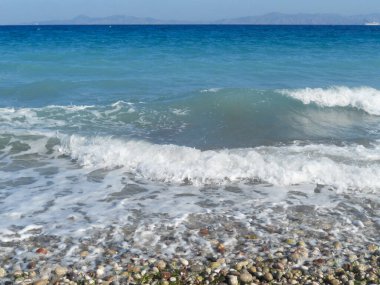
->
xmin=0 ymin=25 xmax=379 ymax=263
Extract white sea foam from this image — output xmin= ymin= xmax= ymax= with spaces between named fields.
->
xmin=200 ymin=88 xmax=222 ymax=93
xmin=58 ymin=135 xmax=380 ymax=190
xmin=170 ymin=108 xmax=189 ymax=116
xmin=280 ymin=86 xmax=380 ymax=115
xmin=46 ymin=104 xmax=95 ymax=111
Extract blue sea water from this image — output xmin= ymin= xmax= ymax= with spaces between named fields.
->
xmin=0 ymin=26 xmax=379 ymax=259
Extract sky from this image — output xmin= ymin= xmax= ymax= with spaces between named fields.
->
xmin=0 ymin=0 xmax=380 ymax=24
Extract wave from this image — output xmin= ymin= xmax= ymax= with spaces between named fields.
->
xmin=2 ymin=87 xmax=380 ymax=149
xmin=57 ymin=135 xmax=380 ymax=190
xmin=280 ymin=86 xmax=380 ymax=115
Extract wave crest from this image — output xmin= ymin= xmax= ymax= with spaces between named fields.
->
xmin=280 ymin=86 xmax=380 ymax=115
xmin=58 ymin=135 xmax=380 ymax=190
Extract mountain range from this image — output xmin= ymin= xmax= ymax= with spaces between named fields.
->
xmin=24 ymin=13 xmax=380 ymax=25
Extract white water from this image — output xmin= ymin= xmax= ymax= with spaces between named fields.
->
xmin=281 ymin=86 xmax=380 ymax=115
xmin=0 ymin=131 xmax=379 ymax=262
xmin=57 ymin=135 xmax=380 ymax=190
xmin=1 ymin=87 xmax=380 ymax=261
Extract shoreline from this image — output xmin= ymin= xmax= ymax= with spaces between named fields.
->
xmin=1 ymin=214 xmax=379 ymax=284
xmin=0 ymin=237 xmax=379 ymax=284
xmin=1 ymin=186 xmax=379 ymax=284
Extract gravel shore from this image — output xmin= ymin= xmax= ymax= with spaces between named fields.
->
xmin=1 ymin=185 xmax=379 ymax=285
xmin=0 ymin=228 xmax=379 ymax=285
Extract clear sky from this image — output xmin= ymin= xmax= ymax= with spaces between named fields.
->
xmin=1 ymin=0 xmax=380 ymax=24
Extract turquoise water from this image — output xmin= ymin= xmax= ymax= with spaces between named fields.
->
xmin=1 ymin=26 xmax=380 ymax=148
xmin=0 ymin=26 xmax=379 ymax=254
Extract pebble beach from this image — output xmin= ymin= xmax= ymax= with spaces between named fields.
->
xmin=1 ymin=185 xmax=379 ymax=285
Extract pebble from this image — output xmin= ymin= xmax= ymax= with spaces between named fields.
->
xmin=156 ymin=260 xmax=166 ymax=270
xmin=368 ymin=244 xmax=378 ymax=252
xmin=210 ymin=261 xmax=221 ymax=270
xmin=0 ymin=267 xmax=6 ymax=278
xmin=14 ymin=270 xmax=23 ymax=278
xmin=96 ymin=266 xmax=105 ymax=277
xmin=333 ymin=241 xmax=342 ymax=250
xmin=286 ymin=238 xmax=296 ymax=245
xmin=35 ymin=248 xmax=48 ymax=255
xmin=235 ymin=260 xmax=249 ymax=271
xmin=239 ymin=270 xmax=253 ymax=283
xmin=227 ymin=275 xmax=238 ymax=285
xmin=179 ymin=258 xmax=189 ymax=266
xmin=161 ymin=271 xmax=171 ymax=280
xmin=353 ymin=220 xmax=365 ymax=228
xmin=80 ymin=251 xmax=89 ymax=257
xmin=55 ymin=265 xmax=68 ymax=276
xmin=199 ymin=228 xmax=209 ymax=236
xmin=248 ymin=266 xmax=257 ymax=273
xmin=263 ymin=272 xmax=273 ymax=282
xmin=33 ymin=279 xmax=49 ymax=285
xmin=290 ymin=252 xmax=300 ymax=262
xmin=191 ymin=264 xmax=204 ymax=272
xmin=217 ymin=243 xmax=226 ymax=254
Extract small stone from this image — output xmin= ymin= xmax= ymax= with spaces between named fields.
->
xmin=313 ymin=258 xmax=326 ymax=266
xmin=333 ymin=241 xmax=342 ymax=250
xmin=274 ymin=263 xmax=285 ymax=270
xmin=161 ymin=271 xmax=171 ymax=280
xmin=35 ymin=248 xmax=48 ymax=255
xmin=239 ymin=270 xmax=253 ymax=283
xmin=285 ymin=239 xmax=296 ymax=245
xmin=217 ymin=243 xmax=226 ymax=254
xmin=263 ymin=272 xmax=273 ymax=282
xmin=248 ymin=266 xmax=257 ymax=273
xmin=55 ymin=266 xmax=67 ymax=276
xmin=290 ymin=252 xmax=300 ymax=262
xmin=235 ymin=260 xmax=249 ymax=271
xmin=353 ymin=220 xmax=364 ymax=228
xmin=107 ymin=249 xmax=117 ymax=256
xmin=329 ymin=279 xmax=339 ymax=285
xmin=228 ymin=275 xmax=238 ymax=285
xmin=156 ymin=260 xmax=166 ymax=270
xmin=210 ymin=262 xmax=221 ymax=270
xmin=199 ymin=228 xmax=209 ymax=236
xmin=368 ymin=244 xmax=378 ymax=252
xmin=179 ymin=258 xmax=189 ymax=266
xmin=27 ymin=261 xmax=36 ymax=270
xmin=14 ymin=270 xmax=23 ymax=277
xmin=353 ymin=263 xmax=366 ymax=273
xmin=96 ymin=266 xmax=105 ymax=277
xmin=169 ymin=277 xmax=176 ymax=282
xmin=244 ymin=234 xmax=258 ymax=240
xmin=297 ymin=240 xmax=306 ymax=247
xmin=34 ymin=280 xmax=49 ymax=285
xmin=0 ymin=268 xmax=6 ymax=278
xmin=80 ymin=251 xmax=89 ymax=257
xmin=191 ymin=264 xmax=204 ymax=272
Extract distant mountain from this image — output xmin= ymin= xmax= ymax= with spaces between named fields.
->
xmin=30 ymin=15 xmax=188 ymax=25
xmin=214 ymin=13 xmax=380 ymax=25
xmin=25 ymin=13 xmax=380 ymax=26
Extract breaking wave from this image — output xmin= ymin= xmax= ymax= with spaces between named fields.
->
xmin=281 ymin=86 xmax=380 ymax=115
xmin=58 ymin=135 xmax=380 ymax=190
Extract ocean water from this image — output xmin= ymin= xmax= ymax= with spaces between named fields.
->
xmin=0 ymin=25 xmax=380 ymax=262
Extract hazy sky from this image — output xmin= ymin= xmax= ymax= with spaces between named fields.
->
xmin=1 ymin=0 xmax=380 ymax=24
